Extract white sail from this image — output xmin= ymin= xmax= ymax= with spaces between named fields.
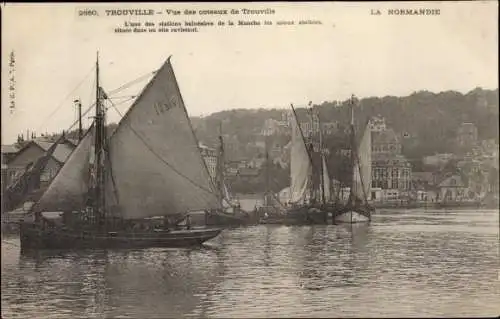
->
xmin=352 ymin=124 xmax=372 ymax=202
xmin=289 ymin=112 xmax=311 ymax=203
xmin=32 ymin=126 xmax=94 ymax=213
xmin=104 ymin=57 xmax=220 ymax=219
xmin=322 ymin=154 xmax=331 ymax=202
xmin=223 ymin=182 xmax=231 ymax=202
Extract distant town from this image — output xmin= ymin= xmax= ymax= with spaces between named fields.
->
xmin=2 ymin=88 xmax=499 ymax=207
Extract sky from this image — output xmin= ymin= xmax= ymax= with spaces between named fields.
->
xmin=1 ymin=1 xmax=498 ymax=144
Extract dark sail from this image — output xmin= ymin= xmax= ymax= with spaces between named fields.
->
xmin=3 ymin=135 xmax=64 ymax=212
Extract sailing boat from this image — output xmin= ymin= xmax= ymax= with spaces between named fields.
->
xmin=205 ymin=125 xmax=257 ymax=226
xmin=333 ymin=95 xmax=374 ymax=223
xmin=19 ymin=54 xmax=223 ymax=250
xmin=257 ymin=134 xmax=287 ymax=224
xmin=282 ymin=103 xmax=329 ymax=225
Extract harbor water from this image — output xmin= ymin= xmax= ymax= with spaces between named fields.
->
xmin=2 ymin=209 xmax=499 ymax=318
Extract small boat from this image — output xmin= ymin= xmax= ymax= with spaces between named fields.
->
xmin=205 ymin=126 xmax=258 ymax=226
xmin=278 ymin=102 xmax=330 ymax=224
xmin=18 ymin=54 xmax=223 ymax=251
xmin=333 ymin=95 xmax=374 ymax=223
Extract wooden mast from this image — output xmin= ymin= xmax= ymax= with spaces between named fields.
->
xmin=78 ymin=99 xmax=83 ymax=141
xmin=94 ymin=51 xmax=105 ymax=226
xmin=316 ymin=105 xmax=326 ymax=205
xmin=74 ymin=98 xmax=83 ymax=142
xmin=307 ymin=101 xmax=316 ymax=204
xmin=217 ymin=122 xmax=225 ymax=206
xmin=349 ymin=94 xmax=357 ymax=222
xmin=265 ymin=132 xmax=271 ymax=206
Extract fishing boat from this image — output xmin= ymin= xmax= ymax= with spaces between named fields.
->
xmin=18 ymin=54 xmax=223 ymax=251
xmin=278 ymin=103 xmax=332 ymax=225
xmin=205 ymin=126 xmax=258 ymax=226
xmin=254 ymin=134 xmax=285 ymax=224
xmin=333 ymin=95 xmax=374 ymax=223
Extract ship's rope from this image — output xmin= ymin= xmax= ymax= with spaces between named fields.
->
xmin=36 ymin=69 xmax=155 ymax=135
xmin=36 ymin=66 xmax=96 ymax=133
xmin=107 ymin=70 xmax=157 ymax=96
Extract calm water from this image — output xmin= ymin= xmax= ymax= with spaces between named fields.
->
xmin=2 ymin=209 xmax=499 ymax=318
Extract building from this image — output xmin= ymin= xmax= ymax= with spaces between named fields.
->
xmin=411 ymin=172 xmax=435 ymax=190
xmin=436 ymin=174 xmax=467 ymax=202
xmin=368 ymin=115 xmax=387 ymax=132
xmin=260 ymin=111 xmax=294 ymax=136
xmin=6 ymin=138 xmax=75 ymax=189
xmin=369 ymin=125 xmax=412 ymax=192
xmin=199 ymin=143 xmax=217 ymax=179
xmin=321 ymin=121 xmax=340 ymax=135
xmin=1 ymin=144 xmax=20 ymax=193
xmin=456 ymin=122 xmax=478 ymax=149
xmin=371 ymin=128 xmax=401 ymax=155
xmin=371 ymin=153 xmax=412 ymax=190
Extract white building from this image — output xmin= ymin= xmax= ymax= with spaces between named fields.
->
xmin=368 ymin=115 xmax=387 ymax=132
xmin=199 ymin=143 xmax=217 ymax=179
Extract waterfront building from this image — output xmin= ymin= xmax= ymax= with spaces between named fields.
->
xmin=199 ymin=143 xmax=217 ymax=179
xmin=436 ymin=173 xmax=467 ymax=202
xmin=368 ymin=115 xmax=387 ymax=132
xmin=371 ymin=153 xmax=412 ymax=190
xmin=371 ymin=128 xmax=401 ymax=155
xmin=6 ymin=138 xmax=75 ymax=189
xmin=370 ymin=127 xmax=412 ymax=191
xmin=1 ymin=144 xmax=20 ymax=195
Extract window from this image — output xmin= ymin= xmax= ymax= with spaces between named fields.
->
xmin=41 ymin=168 xmax=51 ymax=182
xmin=392 ymin=180 xmax=398 ymax=189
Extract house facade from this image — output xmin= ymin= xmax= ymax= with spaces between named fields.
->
xmin=5 ymin=139 xmax=75 ymax=189
xmin=1 ymin=144 xmax=20 ymax=193
xmin=199 ymin=143 xmax=217 ymax=179
xmin=436 ymin=174 xmax=467 ymax=202
xmin=371 ymin=153 xmax=412 ymax=190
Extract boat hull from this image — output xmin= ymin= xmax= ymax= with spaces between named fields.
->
xmin=260 ymin=205 xmax=331 ymax=225
xmin=333 ymin=205 xmax=372 ymax=224
xmin=334 ymin=210 xmax=370 ymax=223
xmin=205 ymin=210 xmax=258 ymax=227
xmin=19 ymin=222 xmax=222 ymax=251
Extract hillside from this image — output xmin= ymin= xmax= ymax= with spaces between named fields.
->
xmin=193 ymin=88 xmax=499 ymax=160
xmin=44 ymin=88 xmax=498 ymax=162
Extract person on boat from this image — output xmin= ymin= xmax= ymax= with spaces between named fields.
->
xmin=186 ymin=214 xmax=192 ymax=230
xmin=62 ymin=210 xmax=72 ymax=225
xmin=163 ymin=216 xmax=170 ymax=231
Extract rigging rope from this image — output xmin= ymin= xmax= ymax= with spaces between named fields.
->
xmin=37 ymin=69 xmax=154 ymax=136
xmin=36 ymin=66 xmax=96 ymax=133
xmin=107 ymin=70 xmax=156 ymax=95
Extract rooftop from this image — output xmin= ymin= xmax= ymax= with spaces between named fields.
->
xmin=13 ymin=140 xmax=75 ymax=164
xmin=372 ymin=128 xmax=400 ymax=144
xmin=33 ymin=141 xmax=74 ymax=163
xmin=1 ymin=144 xmax=19 ymax=154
